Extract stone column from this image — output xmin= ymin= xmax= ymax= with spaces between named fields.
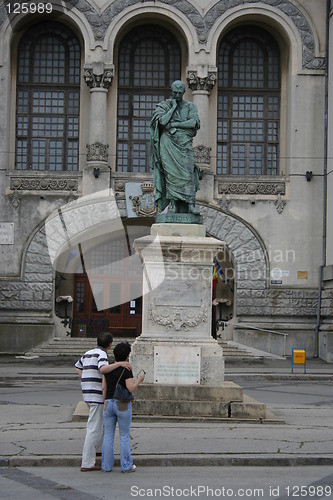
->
xmin=83 ymin=63 xmax=114 ymax=194
xmin=187 ymin=66 xmax=217 ymax=202
xmin=186 ymin=65 xmax=217 ymax=172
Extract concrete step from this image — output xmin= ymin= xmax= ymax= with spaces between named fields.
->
xmin=26 ymin=337 xmax=264 ymax=362
xmin=72 ymin=382 xmax=268 ymax=422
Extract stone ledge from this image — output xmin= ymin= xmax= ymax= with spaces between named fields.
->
xmin=135 ymin=382 xmax=243 ymax=402
xmin=134 ymin=399 xmax=230 ymax=418
xmin=72 ymin=382 xmax=269 ymax=422
xmin=230 ymin=394 xmax=266 ymax=419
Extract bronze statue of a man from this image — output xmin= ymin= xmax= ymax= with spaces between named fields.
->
xmin=150 ymin=80 xmax=200 ymax=215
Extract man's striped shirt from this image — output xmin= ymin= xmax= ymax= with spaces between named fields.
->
xmin=75 ymin=347 xmax=109 ymax=404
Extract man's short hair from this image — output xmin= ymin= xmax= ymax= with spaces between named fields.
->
xmin=114 ymin=342 xmax=131 ymax=361
xmin=97 ymin=331 xmax=113 ymax=348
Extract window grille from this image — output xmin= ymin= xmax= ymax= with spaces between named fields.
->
xmin=217 ymin=27 xmax=280 ymax=175
xmin=16 ymin=22 xmax=81 ymax=171
xmin=117 ymin=25 xmax=181 ymax=173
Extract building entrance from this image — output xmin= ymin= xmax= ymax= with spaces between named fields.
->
xmin=55 ymin=223 xmax=151 ymax=339
xmin=72 ymin=274 xmax=142 ymax=338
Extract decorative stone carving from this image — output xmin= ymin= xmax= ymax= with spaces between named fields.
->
xmin=204 ymin=0 xmax=325 ymax=70
xmin=194 ymin=145 xmax=211 ymax=164
xmin=236 ymin=287 xmax=318 ymax=317
xmin=129 ymin=182 xmax=158 ymax=217
xmin=86 ymin=142 xmax=109 ymax=162
xmin=8 ymin=190 xmax=22 ymax=209
xmin=0 ymin=227 xmax=53 ymax=312
xmin=0 ymin=1 xmax=325 ymax=70
xmin=115 ymin=180 xmax=126 ymax=193
xmin=219 ymin=193 xmax=230 ymax=212
xmin=28 ymin=0 xmax=325 ymax=71
xmin=10 ymin=177 xmax=79 ymax=192
xmin=84 ymin=66 xmax=114 ymax=89
xmin=187 ymin=71 xmax=217 ymax=92
xmin=148 ymin=301 xmax=208 ymax=332
xmin=218 ymin=180 xmax=286 ymax=196
xmin=275 ymin=194 xmax=286 ymax=214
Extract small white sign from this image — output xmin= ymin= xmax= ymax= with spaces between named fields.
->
xmin=270 ymin=268 xmax=290 ymax=279
xmin=0 ymin=223 xmax=14 ymax=244
xmin=154 ymin=345 xmax=201 ymax=385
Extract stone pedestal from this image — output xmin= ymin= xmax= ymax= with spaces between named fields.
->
xmin=130 ymin=223 xmax=225 ymax=386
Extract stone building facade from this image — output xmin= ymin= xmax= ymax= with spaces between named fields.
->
xmin=0 ymin=0 xmax=332 ymax=359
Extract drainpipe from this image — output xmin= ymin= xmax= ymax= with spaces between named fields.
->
xmin=315 ymin=0 xmax=330 ymax=357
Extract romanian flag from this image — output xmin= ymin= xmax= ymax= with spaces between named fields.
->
xmin=213 ymin=263 xmax=219 ymax=289
xmin=213 ymin=260 xmax=225 ymax=289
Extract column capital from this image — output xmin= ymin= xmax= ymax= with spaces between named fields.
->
xmin=84 ymin=63 xmax=114 ymax=90
xmin=186 ymin=66 xmax=217 ymax=93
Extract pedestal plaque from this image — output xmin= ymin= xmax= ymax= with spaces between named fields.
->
xmin=154 ymin=345 xmax=200 ymax=384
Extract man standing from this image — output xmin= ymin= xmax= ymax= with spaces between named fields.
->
xmin=150 ymin=80 xmax=200 ymax=215
xmin=75 ymin=331 xmax=130 ymax=472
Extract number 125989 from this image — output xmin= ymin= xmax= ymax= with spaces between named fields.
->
xmin=285 ymin=485 xmax=332 ymax=496
xmin=6 ymin=3 xmax=53 ymax=14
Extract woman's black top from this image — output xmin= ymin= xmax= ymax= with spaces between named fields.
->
xmin=104 ymin=366 xmax=133 ymax=399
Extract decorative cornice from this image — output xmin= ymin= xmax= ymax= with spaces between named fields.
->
xmin=86 ymin=142 xmax=109 ymax=162
xmin=0 ymin=1 xmax=323 ymax=71
xmin=84 ymin=65 xmax=114 ymax=89
xmin=218 ymin=179 xmax=285 ymax=196
xmin=7 ymin=175 xmax=79 ymax=208
xmin=194 ymin=145 xmax=211 ymax=165
xmin=10 ymin=177 xmax=79 ymax=192
xmin=25 ymin=0 xmax=324 ymax=72
xmin=187 ymin=70 xmax=217 ymax=92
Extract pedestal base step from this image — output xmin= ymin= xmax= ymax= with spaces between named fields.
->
xmin=133 ymin=383 xmax=266 ymax=420
xmin=72 ymin=382 xmax=271 ymax=422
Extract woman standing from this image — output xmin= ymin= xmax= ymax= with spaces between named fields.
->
xmin=102 ymin=342 xmax=145 ymax=473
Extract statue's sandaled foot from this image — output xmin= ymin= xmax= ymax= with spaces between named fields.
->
xmin=188 ymin=204 xmax=200 ymax=215
xmin=169 ymin=201 xmax=179 ymax=213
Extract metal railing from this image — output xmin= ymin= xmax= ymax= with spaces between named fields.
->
xmin=222 ymin=321 xmax=288 ymax=357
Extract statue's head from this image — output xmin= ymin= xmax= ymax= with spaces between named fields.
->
xmin=171 ymin=81 xmax=185 ymax=102
xmin=171 ymin=80 xmax=185 ymax=94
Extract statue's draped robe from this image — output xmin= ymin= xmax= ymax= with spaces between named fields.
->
xmin=150 ymin=99 xmax=200 ymax=211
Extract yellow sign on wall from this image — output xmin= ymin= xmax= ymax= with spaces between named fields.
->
xmin=297 ymin=271 xmax=308 ymax=280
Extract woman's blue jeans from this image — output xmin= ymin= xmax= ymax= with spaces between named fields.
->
xmin=102 ymin=399 xmax=133 ymax=472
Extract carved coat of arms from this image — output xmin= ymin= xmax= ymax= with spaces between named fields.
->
xmin=129 ymin=183 xmax=158 ymax=217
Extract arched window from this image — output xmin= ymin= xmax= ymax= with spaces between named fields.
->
xmin=217 ymin=27 xmax=280 ymax=175
xmin=117 ymin=25 xmax=181 ymax=172
xmin=16 ymin=22 xmax=81 ymax=171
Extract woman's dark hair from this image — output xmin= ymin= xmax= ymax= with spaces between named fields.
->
xmin=114 ymin=342 xmax=131 ymax=361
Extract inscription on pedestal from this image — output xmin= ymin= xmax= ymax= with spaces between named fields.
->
xmin=154 ymin=345 xmax=201 ymax=384
xmin=156 ymin=213 xmax=203 ymax=224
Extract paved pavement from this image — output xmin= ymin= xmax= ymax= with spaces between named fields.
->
xmin=0 ymin=355 xmax=332 ymax=470
xmin=1 ymin=466 xmax=333 ymax=500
